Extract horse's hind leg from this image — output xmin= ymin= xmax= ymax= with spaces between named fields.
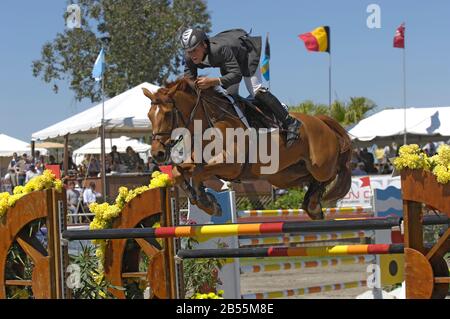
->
xmin=302 ymin=180 xmax=326 ymax=220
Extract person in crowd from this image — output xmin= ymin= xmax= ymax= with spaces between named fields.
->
xmin=15 ymin=154 xmax=28 ymax=186
xmin=25 ymin=164 xmax=40 ymax=183
xmin=380 ymin=163 xmax=393 ymax=175
xmin=66 ymin=181 xmax=81 ymax=223
xmin=124 ymin=147 xmax=141 ymax=172
xmin=5 ymin=153 xmax=19 ymax=189
xmin=422 ymin=142 xmax=436 ymax=157
xmin=2 ymin=168 xmax=16 ymax=193
xmin=8 ymin=152 xmax=19 ymax=170
xmin=87 ymin=156 xmax=101 ymax=177
xmin=32 ymin=150 xmax=41 ymax=165
xmin=83 ymin=182 xmax=101 ymax=206
xmin=59 ymin=151 xmax=77 ymax=172
xmin=109 ymin=145 xmax=122 ymax=167
xmin=36 ymin=155 xmax=46 ymax=174
xmin=48 ymin=155 xmax=57 ymax=165
xmin=351 ymin=162 xmax=367 ymax=176
xmin=359 ymin=148 xmax=378 ymax=174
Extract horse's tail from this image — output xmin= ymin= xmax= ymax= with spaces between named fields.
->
xmin=316 ymin=115 xmax=352 ymax=202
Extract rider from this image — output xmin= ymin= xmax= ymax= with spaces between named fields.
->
xmin=180 ymin=28 xmax=301 ymax=147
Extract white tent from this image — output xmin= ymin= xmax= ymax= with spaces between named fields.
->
xmin=348 ymin=106 xmax=450 ymax=144
xmin=73 ymin=136 xmax=151 ymax=166
xmin=32 ymin=82 xmax=160 ymax=141
xmin=73 ymin=136 xmax=150 ymax=156
xmin=0 ymin=133 xmax=48 ymax=157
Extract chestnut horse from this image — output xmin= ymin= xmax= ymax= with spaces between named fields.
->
xmin=143 ymin=78 xmax=351 ymax=220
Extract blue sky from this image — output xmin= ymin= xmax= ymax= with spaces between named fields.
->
xmin=1 ymin=0 xmax=450 ymax=141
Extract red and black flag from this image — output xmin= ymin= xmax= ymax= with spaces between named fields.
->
xmin=299 ymin=26 xmax=330 ymax=53
xmin=393 ymin=23 xmax=405 ymax=49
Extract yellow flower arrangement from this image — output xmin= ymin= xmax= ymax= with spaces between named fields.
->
xmin=191 ymin=290 xmax=224 ymax=299
xmin=394 ymin=144 xmax=450 ymax=184
xmin=89 ymin=171 xmax=173 ymax=273
xmin=0 ymin=170 xmax=62 ymax=218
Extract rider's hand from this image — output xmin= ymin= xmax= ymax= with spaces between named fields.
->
xmin=195 ymin=77 xmax=220 ymax=90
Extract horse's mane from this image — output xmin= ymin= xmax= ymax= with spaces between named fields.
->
xmin=153 ymin=77 xmax=232 ymax=112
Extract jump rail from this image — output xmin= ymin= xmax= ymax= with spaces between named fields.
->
xmin=242 ymin=280 xmax=367 ymax=299
xmin=177 ymin=244 xmax=406 ymax=259
xmin=62 ymin=215 xmax=449 ymax=240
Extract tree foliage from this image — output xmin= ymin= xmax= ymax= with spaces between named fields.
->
xmin=289 ymin=97 xmax=376 ymax=126
xmin=32 ymin=0 xmax=211 ymax=102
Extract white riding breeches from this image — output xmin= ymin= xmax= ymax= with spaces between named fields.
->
xmin=244 ymin=62 xmax=263 ymax=97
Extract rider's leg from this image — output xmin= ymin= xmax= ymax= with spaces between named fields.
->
xmin=213 ymin=85 xmax=250 ymax=128
xmin=244 ymin=67 xmax=301 ymax=148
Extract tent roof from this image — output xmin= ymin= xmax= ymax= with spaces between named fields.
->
xmin=0 ymin=133 xmax=47 ymax=157
xmin=73 ymin=136 xmax=150 ymax=156
xmin=32 ymin=82 xmax=160 ymax=141
xmin=348 ymin=106 xmax=450 ymax=142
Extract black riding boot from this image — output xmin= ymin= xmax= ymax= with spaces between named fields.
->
xmin=255 ymin=88 xmax=301 ymax=147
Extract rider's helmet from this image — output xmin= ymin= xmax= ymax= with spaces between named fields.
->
xmin=180 ymin=28 xmax=208 ymax=51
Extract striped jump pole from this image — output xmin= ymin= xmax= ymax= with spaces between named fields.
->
xmin=62 ymin=216 xmax=402 ymax=240
xmin=240 ymin=255 xmax=375 ymax=274
xmin=239 ymin=230 xmax=374 ymax=247
xmin=62 ymin=215 xmax=449 ymax=241
xmin=177 ymin=244 xmax=405 ymax=259
xmin=238 ymin=206 xmax=372 ymax=218
xmin=242 ymin=280 xmax=367 ymax=299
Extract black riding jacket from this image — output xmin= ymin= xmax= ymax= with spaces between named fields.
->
xmin=184 ymin=29 xmax=262 ymax=89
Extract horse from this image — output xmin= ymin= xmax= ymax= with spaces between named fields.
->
xmin=142 ymin=78 xmax=352 ymax=220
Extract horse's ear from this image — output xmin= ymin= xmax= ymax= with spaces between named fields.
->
xmin=142 ymin=88 xmax=155 ymax=101
xmin=167 ymin=82 xmax=181 ymax=98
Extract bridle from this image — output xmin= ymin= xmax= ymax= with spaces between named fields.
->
xmin=151 ymin=89 xmax=202 ymax=163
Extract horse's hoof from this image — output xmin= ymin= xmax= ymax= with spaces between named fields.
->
xmin=207 ymin=193 xmax=223 ymax=217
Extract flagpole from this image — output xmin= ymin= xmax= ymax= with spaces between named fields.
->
xmin=328 ymin=52 xmax=332 ymax=108
xmin=402 ymin=35 xmax=407 ymax=145
xmin=100 ymin=66 xmax=107 ymax=202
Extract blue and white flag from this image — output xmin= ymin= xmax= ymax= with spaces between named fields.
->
xmin=92 ymin=48 xmax=105 ymax=81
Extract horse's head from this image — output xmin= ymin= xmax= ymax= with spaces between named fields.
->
xmin=142 ymin=78 xmax=197 ymax=163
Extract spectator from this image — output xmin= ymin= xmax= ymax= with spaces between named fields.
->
xmin=48 ymin=155 xmax=57 ymax=165
xmin=15 ymin=153 xmax=28 ymax=186
xmin=124 ymin=146 xmax=141 ymax=172
xmin=380 ymin=163 xmax=393 ymax=175
xmin=36 ymin=155 xmax=46 ymax=174
xmin=32 ymin=150 xmax=41 ymax=165
xmin=59 ymin=151 xmax=77 ymax=172
xmin=2 ymin=168 xmax=16 ymax=193
xmin=87 ymin=156 xmax=101 ymax=177
xmin=422 ymin=142 xmax=436 ymax=157
xmin=352 ymin=162 xmax=367 ymax=176
xmin=25 ymin=165 xmax=40 ymax=183
xmin=109 ymin=145 xmax=122 ymax=166
xmin=67 ymin=181 xmax=81 ymax=223
xmin=83 ymin=182 xmax=101 ymax=206
xmin=8 ymin=152 xmax=19 ymax=170
xmin=359 ymin=148 xmax=378 ymax=174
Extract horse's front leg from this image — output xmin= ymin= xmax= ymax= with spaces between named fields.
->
xmin=172 ymin=164 xmax=198 ymax=205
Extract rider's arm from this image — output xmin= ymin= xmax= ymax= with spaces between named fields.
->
xmin=218 ymin=46 xmax=242 ymax=88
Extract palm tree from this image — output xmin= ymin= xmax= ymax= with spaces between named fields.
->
xmin=289 ymin=97 xmax=376 ymax=127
